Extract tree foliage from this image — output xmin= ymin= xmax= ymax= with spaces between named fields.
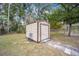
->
xmin=0 ymin=3 xmax=79 ymax=36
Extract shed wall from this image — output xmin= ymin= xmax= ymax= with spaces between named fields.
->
xmin=26 ymin=21 xmax=50 ymax=42
xmin=26 ymin=22 xmax=37 ymax=42
xmin=39 ymin=22 xmax=49 ymax=41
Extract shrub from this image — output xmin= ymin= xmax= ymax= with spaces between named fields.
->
xmin=50 ymin=21 xmax=62 ymax=29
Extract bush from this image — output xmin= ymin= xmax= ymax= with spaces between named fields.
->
xmin=10 ymin=22 xmax=25 ymax=33
xmin=16 ymin=25 xmax=25 ymax=33
xmin=50 ymin=21 xmax=62 ymax=29
xmin=0 ymin=26 xmax=7 ymax=35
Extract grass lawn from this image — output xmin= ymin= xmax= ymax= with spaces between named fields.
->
xmin=51 ymin=32 xmax=79 ymax=48
xmin=0 ymin=33 xmax=67 ymax=56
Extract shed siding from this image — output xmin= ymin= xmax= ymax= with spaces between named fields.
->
xmin=26 ymin=23 xmax=37 ymax=42
xmin=26 ymin=21 xmax=50 ymax=42
xmin=40 ymin=24 xmax=49 ymax=40
xmin=39 ymin=22 xmax=49 ymax=41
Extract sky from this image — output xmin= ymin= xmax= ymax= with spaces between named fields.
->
xmin=52 ymin=3 xmax=60 ymax=9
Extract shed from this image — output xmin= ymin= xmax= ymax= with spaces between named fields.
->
xmin=26 ymin=20 xmax=50 ymax=43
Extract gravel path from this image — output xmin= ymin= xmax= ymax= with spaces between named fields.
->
xmin=43 ymin=39 xmax=79 ymax=56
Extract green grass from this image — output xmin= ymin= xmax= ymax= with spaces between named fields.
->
xmin=51 ymin=32 xmax=79 ymax=48
xmin=0 ymin=33 xmax=66 ymax=56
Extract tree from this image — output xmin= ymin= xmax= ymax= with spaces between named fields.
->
xmin=2 ymin=3 xmax=26 ymax=33
xmin=7 ymin=3 xmax=10 ymax=33
xmin=60 ymin=4 xmax=79 ymax=36
xmin=0 ymin=4 xmax=8 ymax=34
xmin=46 ymin=9 xmax=63 ymax=29
xmin=46 ymin=3 xmax=79 ymax=36
xmin=32 ymin=3 xmax=52 ymax=20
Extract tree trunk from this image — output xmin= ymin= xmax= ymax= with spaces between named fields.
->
xmin=7 ymin=3 xmax=10 ymax=33
xmin=68 ymin=24 xmax=72 ymax=36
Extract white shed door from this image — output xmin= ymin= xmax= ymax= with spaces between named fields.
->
xmin=40 ymin=24 xmax=49 ymax=41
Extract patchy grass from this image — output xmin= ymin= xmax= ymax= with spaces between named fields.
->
xmin=0 ymin=33 xmax=67 ymax=56
xmin=51 ymin=32 xmax=79 ymax=48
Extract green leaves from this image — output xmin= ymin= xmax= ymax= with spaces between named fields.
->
xmin=60 ymin=4 xmax=79 ymax=24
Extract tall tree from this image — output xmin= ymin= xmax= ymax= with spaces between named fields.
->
xmin=60 ymin=4 xmax=79 ymax=36
xmin=7 ymin=3 xmax=10 ymax=33
xmin=46 ymin=8 xmax=63 ymax=29
xmin=33 ymin=3 xmax=52 ymax=20
xmin=0 ymin=4 xmax=8 ymax=34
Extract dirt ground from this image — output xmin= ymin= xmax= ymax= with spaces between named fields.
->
xmin=0 ymin=33 xmax=67 ymax=56
xmin=51 ymin=32 xmax=79 ymax=48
